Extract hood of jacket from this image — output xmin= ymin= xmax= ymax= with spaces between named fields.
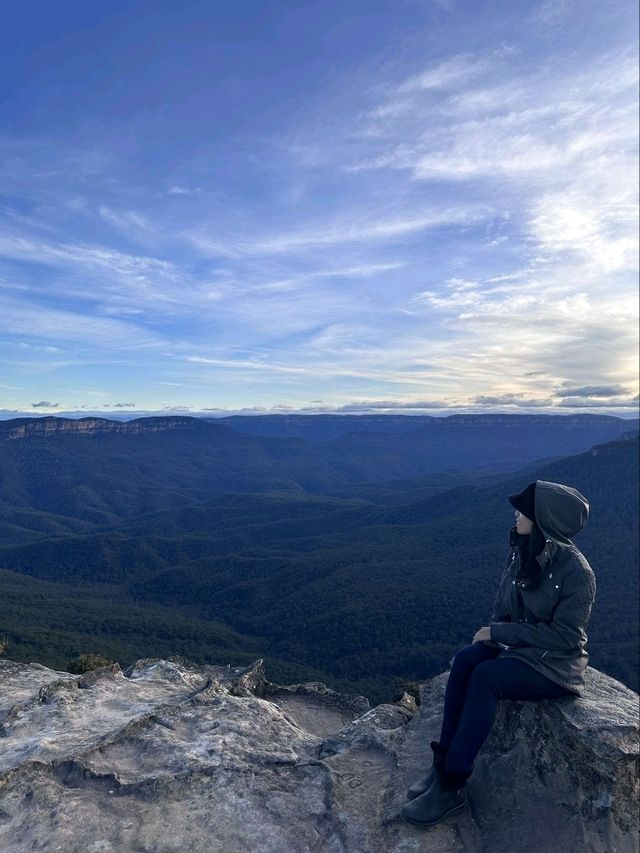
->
xmin=534 ymin=479 xmax=589 ymax=552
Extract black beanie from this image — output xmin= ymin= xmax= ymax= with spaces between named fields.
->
xmin=508 ymin=481 xmax=537 ymax=522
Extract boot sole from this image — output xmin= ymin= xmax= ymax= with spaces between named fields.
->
xmin=400 ymin=797 xmax=468 ymax=827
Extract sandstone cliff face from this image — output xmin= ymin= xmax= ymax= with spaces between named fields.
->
xmin=0 ymin=656 xmax=637 ymax=853
xmin=1 ymin=416 xmax=206 ymax=441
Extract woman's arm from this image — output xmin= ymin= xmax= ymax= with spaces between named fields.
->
xmin=490 ymin=562 xmax=596 ymax=652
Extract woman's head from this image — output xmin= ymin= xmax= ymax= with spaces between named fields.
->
xmin=508 ymin=481 xmax=537 ymax=535
xmin=508 ymin=479 xmax=589 ymax=545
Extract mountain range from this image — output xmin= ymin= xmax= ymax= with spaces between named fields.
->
xmin=0 ymin=413 xmax=637 ymax=703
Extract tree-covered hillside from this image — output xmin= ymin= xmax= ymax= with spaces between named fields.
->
xmin=0 ymin=418 xmax=637 ymax=703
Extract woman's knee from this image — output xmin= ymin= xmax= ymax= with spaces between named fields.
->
xmin=451 ymin=643 xmax=485 ymax=670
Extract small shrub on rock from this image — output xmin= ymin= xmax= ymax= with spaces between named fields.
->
xmin=67 ymin=653 xmax=114 ymax=673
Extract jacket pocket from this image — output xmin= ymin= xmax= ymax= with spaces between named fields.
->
xmin=524 ymin=580 xmax=561 ymax=622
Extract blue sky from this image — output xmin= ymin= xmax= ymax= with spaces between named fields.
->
xmin=1 ymin=0 xmax=638 ymax=418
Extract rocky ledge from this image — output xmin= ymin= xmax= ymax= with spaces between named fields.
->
xmin=0 ymin=657 xmax=637 ymax=852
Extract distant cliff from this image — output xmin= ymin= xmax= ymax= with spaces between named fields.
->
xmin=0 ymin=656 xmax=637 ymax=852
xmin=0 ymin=415 xmax=210 ymax=440
xmin=217 ymin=412 xmax=637 ymax=442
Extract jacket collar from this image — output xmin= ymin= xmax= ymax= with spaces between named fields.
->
xmin=510 ymin=524 xmax=561 ymax=568
xmin=536 ymin=538 xmax=557 ymax=568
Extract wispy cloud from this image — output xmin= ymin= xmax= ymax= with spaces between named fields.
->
xmin=472 ymin=393 xmax=552 ymax=407
xmin=0 ymin=232 xmax=175 ymax=284
xmin=555 ymin=384 xmax=630 ymax=398
xmin=529 ymin=185 xmax=638 ymax=273
xmin=98 ymin=206 xmax=154 ymax=235
xmin=396 ymin=52 xmax=498 ymax=94
xmin=191 ymin=208 xmax=488 ymax=257
xmin=528 ymin=0 xmax=573 ymax=26
xmin=354 ymin=51 xmax=638 ymax=185
xmin=167 ymin=186 xmax=201 ymax=195
xmin=240 ymin=261 xmax=407 ymax=293
xmin=0 ymin=294 xmax=167 ymax=350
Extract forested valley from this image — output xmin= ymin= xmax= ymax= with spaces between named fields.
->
xmin=0 ymin=413 xmax=637 ymax=704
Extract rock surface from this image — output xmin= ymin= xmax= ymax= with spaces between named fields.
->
xmin=0 ymin=656 xmax=637 ymax=853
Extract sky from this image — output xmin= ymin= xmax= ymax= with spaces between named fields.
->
xmin=1 ymin=0 xmax=639 ymax=419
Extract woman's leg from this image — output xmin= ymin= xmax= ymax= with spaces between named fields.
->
xmin=438 ymin=643 xmax=501 ymax=749
xmin=444 ymin=657 xmax=575 ymax=777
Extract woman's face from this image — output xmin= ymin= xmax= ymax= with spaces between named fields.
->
xmin=515 ymin=510 xmax=534 ymax=534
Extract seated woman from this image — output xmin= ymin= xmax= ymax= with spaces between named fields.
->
xmin=400 ymin=479 xmax=597 ymax=828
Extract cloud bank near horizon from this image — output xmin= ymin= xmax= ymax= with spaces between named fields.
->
xmin=2 ymin=394 xmax=639 ymax=422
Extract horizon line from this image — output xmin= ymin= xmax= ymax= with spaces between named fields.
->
xmin=1 ymin=410 xmax=639 ymax=422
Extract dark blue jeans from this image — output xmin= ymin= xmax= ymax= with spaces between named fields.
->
xmin=440 ymin=642 xmax=575 ymax=777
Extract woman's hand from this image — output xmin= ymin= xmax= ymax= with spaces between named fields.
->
xmin=473 ymin=626 xmax=493 ymax=643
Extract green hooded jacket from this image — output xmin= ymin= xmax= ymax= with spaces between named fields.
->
xmin=489 ymin=479 xmax=597 ymax=696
